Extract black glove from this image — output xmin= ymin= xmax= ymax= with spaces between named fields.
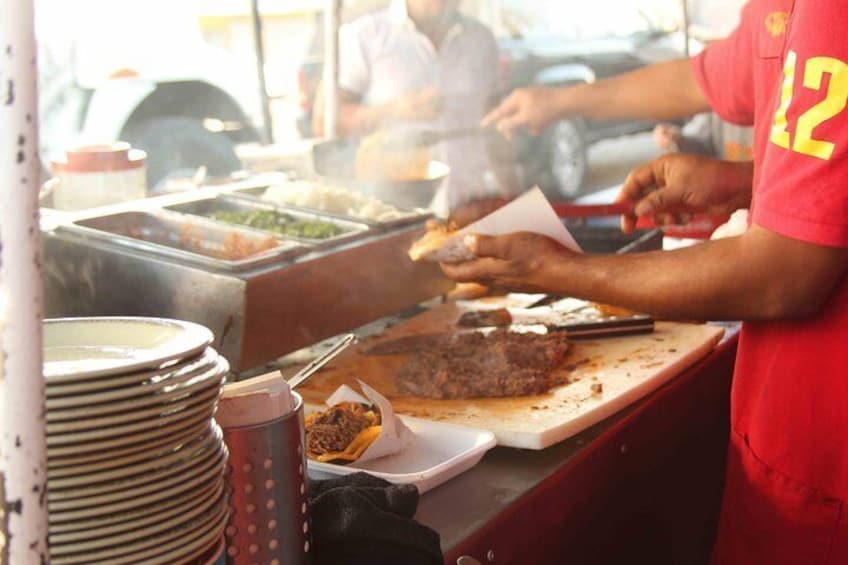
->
xmin=308 ymin=472 xmax=442 ymax=565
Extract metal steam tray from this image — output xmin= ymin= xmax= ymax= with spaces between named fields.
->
xmin=164 ymin=195 xmax=371 ymax=249
xmin=63 ymin=211 xmax=305 ymax=272
xmin=224 ymin=185 xmax=429 ymax=230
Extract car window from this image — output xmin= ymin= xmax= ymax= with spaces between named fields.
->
xmin=498 ymin=0 xmax=673 ymax=40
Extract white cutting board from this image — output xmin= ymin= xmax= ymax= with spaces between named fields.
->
xmin=297 ymin=303 xmax=725 ymax=450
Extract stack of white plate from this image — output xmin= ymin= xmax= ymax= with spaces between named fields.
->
xmin=44 ymin=317 xmax=230 ymax=565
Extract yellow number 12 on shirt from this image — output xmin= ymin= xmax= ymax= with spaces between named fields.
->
xmin=770 ymin=50 xmax=848 ymax=160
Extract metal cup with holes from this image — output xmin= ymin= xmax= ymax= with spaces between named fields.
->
xmin=220 ymin=392 xmax=312 ymax=565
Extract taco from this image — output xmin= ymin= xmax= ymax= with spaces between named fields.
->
xmin=304 ymin=402 xmax=382 ymax=463
xmin=408 ymin=220 xmax=475 ymax=263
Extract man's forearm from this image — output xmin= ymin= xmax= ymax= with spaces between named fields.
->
xmin=540 ymin=228 xmax=848 ymax=321
xmin=335 ymin=102 xmax=386 ymax=136
xmin=314 ymin=100 xmax=388 ymax=137
xmin=555 ymin=59 xmax=711 ymax=122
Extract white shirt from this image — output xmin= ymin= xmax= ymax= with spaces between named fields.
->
xmin=338 ymin=0 xmax=507 ymax=213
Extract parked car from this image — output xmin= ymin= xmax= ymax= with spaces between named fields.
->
xmin=36 ymin=0 xmax=262 ymax=190
xmin=295 ymin=0 xmax=689 ymax=198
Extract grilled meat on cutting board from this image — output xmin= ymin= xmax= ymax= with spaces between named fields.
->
xmin=396 ymin=329 xmax=570 ymax=399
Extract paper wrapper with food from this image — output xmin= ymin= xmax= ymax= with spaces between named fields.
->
xmin=315 ymin=380 xmax=413 ymax=464
xmin=409 ymin=187 xmax=582 ymax=262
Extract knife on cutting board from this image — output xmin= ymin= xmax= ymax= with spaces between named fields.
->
xmin=457 ymin=307 xmax=654 ymax=338
xmin=363 ymin=309 xmax=654 ymax=356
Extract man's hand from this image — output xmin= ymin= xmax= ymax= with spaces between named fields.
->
xmin=481 ymin=86 xmax=567 ymax=138
xmin=389 ymin=87 xmax=442 ymax=122
xmin=447 ymin=197 xmax=511 ymax=229
xmin=652 ymin=123 xmax=683 ymax=152
xmin=440 ymin=232 xmax=574 ymax=293
xmin=617 ymin=154 xmax=754 ymax=233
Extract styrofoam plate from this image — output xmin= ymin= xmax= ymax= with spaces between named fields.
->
xmin=44 ymin=317 xmax=213 ymax=383
xmin=307 ymin=415 xmax=496 ymax=494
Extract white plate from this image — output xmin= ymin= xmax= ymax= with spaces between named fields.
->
xmin=48 ymin=443 xmax=225 ymax=512
xmin=47 ymin=404 xmax=214 ymax=458
xmin=129 ymin=512 xmax=227 ymax=565
xmin=47 ymin=368 xmax=224 ymax=424
xmin=49 ymin=476 xmax=222 ymax=536
xmin=46 ymin=377 xmax=222 ymax=434
xmin=44 ymin=317 xmax=213 ymax=382
xmin=49 ymin=424 xmax=221 ymax=489
xmin=50 ymin=488 xmax=226 ymax=555
xmin=45 ymin=348 xmax=220 ymax=398
xmin=48 ymin=417 xmax=212 ymax=472
xmin=48 ymin=446 xmax=226 ymax=520
xmin=47 ymin=389 xmax=221 ymax=451
xmin=49 ymin=431 xmax=222 ymax=500
xmin=51 ymin=497 xmax=227 ymax=565
xmin=46 ymin=348 xmax=221 ymax=408
xmin=307 ymin=415 xmax=496 ymax=494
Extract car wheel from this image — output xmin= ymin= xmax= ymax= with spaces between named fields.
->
xmin=545 ymin=118 xmax=588 ymax=199
xmin=122 ymin=116 xmax=242 ymax=189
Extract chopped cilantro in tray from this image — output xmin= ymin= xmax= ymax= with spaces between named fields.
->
xmin=209 ymin=209 xmax=344 ymax=240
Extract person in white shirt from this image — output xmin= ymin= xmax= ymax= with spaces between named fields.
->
xmin=313 ymin=0 xmax=517 ymax=216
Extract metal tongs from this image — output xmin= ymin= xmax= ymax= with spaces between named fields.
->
xmin=287 ymin=333 xmax=356 ymax=389
xmin=380 ymin=127 xmax=496 ymax=150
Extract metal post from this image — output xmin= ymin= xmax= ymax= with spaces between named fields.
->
xmin=322 ymin=0 xmax=341 ymax=139
xmin=250 ymin=0 xmax=274 ymax=144
xmin=0 ymin=0 xmax=49 ymax=564
xmin=682 ymin=0 xmax=691 ymax=58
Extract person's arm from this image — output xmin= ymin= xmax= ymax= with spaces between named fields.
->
xmin=555 ymin=59 xmax=710 ymax=121
xmin=312 ymin=87 xmax=379 ymax=137
xmin=483 ymin=59 xmax=710 ymax=136
xmin=484 ymin=0 xmax=759 ymax=138
xmin=442 ymin=226 xmax=848 ymax=322
xmin=312 ymin=86 xmax=442 ymax=137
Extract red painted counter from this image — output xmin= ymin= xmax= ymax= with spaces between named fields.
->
xmin=417 ymin=324 xmax=739 ymax=565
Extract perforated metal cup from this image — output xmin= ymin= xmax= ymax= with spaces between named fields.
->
xmin=221 ymin=392 xmax=312 ymax=565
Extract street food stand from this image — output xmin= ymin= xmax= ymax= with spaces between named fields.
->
xmin=0 ymin=1 xmax=739 ymax=564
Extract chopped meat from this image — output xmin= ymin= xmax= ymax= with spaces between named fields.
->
xmin=305 ymin=403 xmax=379 ymax=459
xmin=457 ymin=308 xmax=513 ymax=328
xmin=397 ymin=330 xmax=570 ymax=399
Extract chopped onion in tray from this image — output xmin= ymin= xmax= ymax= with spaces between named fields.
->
xmin=261 ymin=181 xmax=418 ymax=223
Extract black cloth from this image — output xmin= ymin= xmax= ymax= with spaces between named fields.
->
xmin=308 ymin=472 xmax=443 ymax=565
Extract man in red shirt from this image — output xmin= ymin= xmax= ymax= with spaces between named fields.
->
xmin=443 ymin=1 xmax=848 ymax=562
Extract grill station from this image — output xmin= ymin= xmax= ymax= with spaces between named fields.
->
xmin=41 ymin=176 xmax=452 ymax=372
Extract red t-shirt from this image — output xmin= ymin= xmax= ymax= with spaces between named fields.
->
xmin=693 ymin=0 xmax=848 ymax=561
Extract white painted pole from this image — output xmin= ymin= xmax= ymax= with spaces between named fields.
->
xmin=322 ymin=0 xmax=341 ymax=139
xmin=682 ymin=0 xmax=691 ymax=58
xmin=0 ymin=0 xmax=49 ymax=563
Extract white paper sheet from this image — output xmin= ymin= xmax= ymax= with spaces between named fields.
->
xmin=427 ymin=187 xmax=581 ymax=262
xmin=325 ymin=380 xmax=412 ymax=463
